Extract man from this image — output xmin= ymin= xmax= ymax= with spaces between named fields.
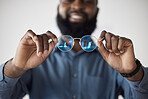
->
xmin=0 ymin=0 xmax=148 ymax=99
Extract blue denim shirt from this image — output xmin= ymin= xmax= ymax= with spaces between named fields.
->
xmin=0 ymin=48 xmax=148 ymax=99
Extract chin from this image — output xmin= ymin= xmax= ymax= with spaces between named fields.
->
xmin=69 ymin=22 xmax=84 ymax=28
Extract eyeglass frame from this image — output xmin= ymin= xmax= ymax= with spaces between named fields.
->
xmin=57 ymin=35 xmax=98 ymax=52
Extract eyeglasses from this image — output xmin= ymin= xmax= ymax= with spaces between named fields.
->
xmin=56 ymin=35 xmax=98 ymax=52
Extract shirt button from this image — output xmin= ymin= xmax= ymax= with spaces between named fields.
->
xmin=73 ymin=95 xmax=76 ymax=99
xmin=73 ymin=73 xmax=77 ymax=78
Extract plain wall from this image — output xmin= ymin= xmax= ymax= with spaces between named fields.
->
xmin=0 ymin=0 xmax=148 ymax=99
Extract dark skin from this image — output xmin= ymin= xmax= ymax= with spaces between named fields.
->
xmin=4 ymin=0 xmax=143 ymax=82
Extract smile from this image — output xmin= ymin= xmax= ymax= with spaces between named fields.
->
xmin=71 ymin=14 xmax=83 ymax=19
xmin=69 ymin=13 xmax=85 ymax=23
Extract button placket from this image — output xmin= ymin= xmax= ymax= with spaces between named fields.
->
xmin=71 ymin=55 xmax=79 ymax=99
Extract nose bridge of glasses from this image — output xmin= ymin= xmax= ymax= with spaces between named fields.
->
xmin=73 ymin=38 xmax=81 ymax=40
xmin=73 ymin=38 xmax=81 ymax=44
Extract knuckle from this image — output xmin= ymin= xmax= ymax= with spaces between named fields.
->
xmin=111 ymin=36 xmax=116 ymax=41
xmin=119 ymin=37 xmax=124 ymax=42
xmin=37 ymin=35 xmax=42 ymax=39
xmin=120 ymin=36 xmax=126 ymax=40
xmin=118 ymin=37 xmax=125 ymax=44
xmin=100 ymin=30 xmax=106 ymax=38
xmin=27 ymin=30 xmax=33 ymax=33
xmin=106 ymin=32 xmax=112 ymax=36
xmin=42 ymin=34 xmax=48 ymax=39
xmin=128 ymin=39 xmax=132 ymax=44
xmin=119 ymin=37 xmax=132 ymax=44
xmin=46 ymin=31 xmax=56 ymax=38
xmin=107 ymin=32 xmax=113 ymax=36
xmin=42 ymin=34 xmax=47 ymax=36
xmin=46 ymin=31 xmax=52 ymax=34
xmin=46 ymin=31 xmax=52 ymax=36
xmin=105 ymin=33 xmax=111 ymax=39
xmin=52 ymin=35 xmax=57 ymax=39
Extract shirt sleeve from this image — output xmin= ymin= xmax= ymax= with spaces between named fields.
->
xmin=0 ymin=62 xmax=31 ymax=99
xmin=128 ymin=67 xmax=148 ymax=89
xmin=125 ymin=66 xmax=148 ymax=99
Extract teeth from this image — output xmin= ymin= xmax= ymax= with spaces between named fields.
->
xmin=71 ymin=15 xmax=83 ymax=19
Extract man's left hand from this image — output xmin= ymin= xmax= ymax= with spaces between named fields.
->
xmin=97 ymin=30 xmax=143 ymax=81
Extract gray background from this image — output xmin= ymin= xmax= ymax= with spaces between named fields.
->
xmin=0 ymin=0 xmax=148 ymax=99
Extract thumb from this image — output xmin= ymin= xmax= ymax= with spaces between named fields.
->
xmin=97 ymin=37 xmax=109 ymax=60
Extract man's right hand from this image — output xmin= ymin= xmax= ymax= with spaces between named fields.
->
xmin=4 ymin=30 xmax=58 ymax=78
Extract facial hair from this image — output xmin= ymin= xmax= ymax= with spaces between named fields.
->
xmin=56 ymin=11 xmax=98 ymax=38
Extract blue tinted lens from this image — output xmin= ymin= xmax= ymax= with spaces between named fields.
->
xmin=57 ymin=35 xmax=73 ymax=52
xmin=81 ymin=36 xmax=97 ymax=52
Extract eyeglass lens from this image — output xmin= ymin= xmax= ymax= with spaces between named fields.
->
xmin=57 ymin=35 xmax=74 ymax=52
xmin=81 ymin=36 xmax=97 ymax=52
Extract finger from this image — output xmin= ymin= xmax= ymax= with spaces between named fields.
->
xmin=118 ymin=37 xmax=132 ymax=53
xmin=111 ymin=36 xmax=120 ymax=55
xmin=42 ymin=34 xmax=50 ymax=54
xmin=46 ymin=31 xmax=58 ymax=45
xmin=104 ymin=32 xmax=113 ymax=51
xmin=25 ymin=30 xmax=44 ymax=57
xmin=48 ymin=41 xmax=55 ymax=54
xmin=25 ymin=30 xmax=36 ymax=42
xmin=36 ymin=35 xmax=44 ymax=57
xmin=117 ymin=37 xmax=125 ymax=53
xmin=43 ymin=41 xmax=55 ymax=57
xmin=97 ymin=39 xmax=109 ymax=61
xmin=99 ymin=30 xmax=107 ymax=40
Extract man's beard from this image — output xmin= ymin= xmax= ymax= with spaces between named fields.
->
xmin=56 ymin=12 xmax=98 ymax=38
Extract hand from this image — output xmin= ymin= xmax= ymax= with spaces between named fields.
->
xmin=13 ymin=30 xmax=58 ymax=70
xmin=97 ymin=30 xmax=137 ymax=74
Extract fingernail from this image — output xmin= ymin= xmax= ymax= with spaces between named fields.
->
xmin=115 ymin=53 xmax=120 ymax=56
xmin=33 ymin=36 xmax=38 ymax=41
xmin=109 ymin=49 xmax=113 ymax=52
xmin=98 ymin=44 xmax=100 ymax=48
xmin=98 ymin=37 xmax=104 ymax=41
xmin=38 ymin=52 xmax=42 ymax=57
xmin=98 ymin=38 xmax=102 ymax=41
xmin=44 ymin=50 xmax=48 ymax=55
xmin=120 ymin=51 xmax=124 ymax=53
xmin=54 ymin=38 xmax=58 ymax=43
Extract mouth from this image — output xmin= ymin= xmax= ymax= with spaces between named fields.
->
xmin=69 ymin=13 xmax=86 ymax=23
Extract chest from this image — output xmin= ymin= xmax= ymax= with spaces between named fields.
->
xmin=30 ymin=52 xmax=117 ymax=99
